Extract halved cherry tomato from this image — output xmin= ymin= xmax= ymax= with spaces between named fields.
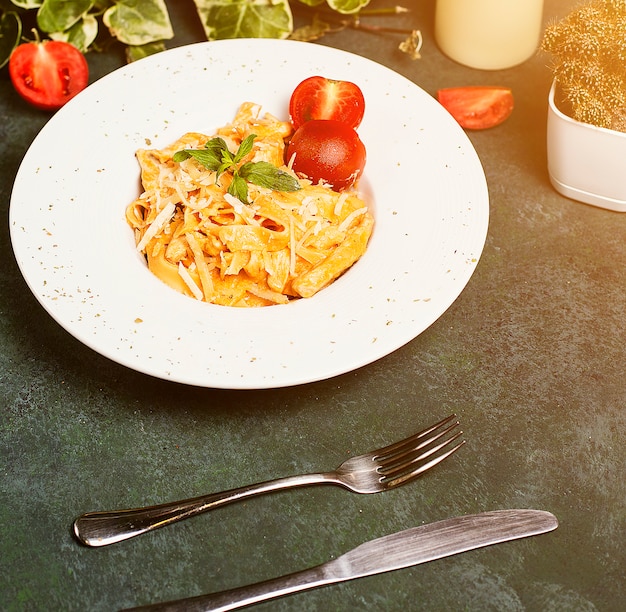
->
xmin=437 ymin=86 xmax=514 ymax=130
xmin=9 ymin=39 xmax=89 ymax=111
xmin=285 ymin=119 xmax=366 ymax=191
xmin=289 ymin=76 xmax=365 ymax=130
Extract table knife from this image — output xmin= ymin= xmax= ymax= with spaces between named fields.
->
xmin=122 ymin=508 xmax=557 ymax=612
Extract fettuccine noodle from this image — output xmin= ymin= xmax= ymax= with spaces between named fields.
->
xmin=126 ymin=102 xmax=374 ymax=307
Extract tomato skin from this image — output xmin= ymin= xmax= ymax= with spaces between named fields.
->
xmin=289 ymin=76 xmax=365 ymax=130
xmin=9 ymin=40 xmax=89 ymax=111
xmin=437 ymin=86 xmax=514 ymax=130
xmin=285 ymin=120 xmax=366 ymax=191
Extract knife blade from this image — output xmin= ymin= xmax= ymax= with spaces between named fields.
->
xmin=122 ymin=508 xmax=558 ymax=612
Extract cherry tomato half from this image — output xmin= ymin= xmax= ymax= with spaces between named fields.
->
xmin=9 ymin=39 xmax=89 ymax=111
xmin=285 ymin=119 xmax=366 ymax=192
xmin=289 ymin=76 xmax=365 ymax=130
xmin=437 ymin=86 xmax=514 ymax=130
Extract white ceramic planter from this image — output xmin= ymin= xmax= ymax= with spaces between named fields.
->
xmin=547 ymin=80 xmax=626 ymax=212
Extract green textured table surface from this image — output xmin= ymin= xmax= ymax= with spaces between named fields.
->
xmin=2 ymin=1 xmax=624 ymax=610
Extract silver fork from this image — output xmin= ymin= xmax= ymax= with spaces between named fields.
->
xmin=73 ymin=414 xmax=464 ymax=547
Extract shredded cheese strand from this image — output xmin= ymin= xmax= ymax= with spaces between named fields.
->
xmin=135 ymin=201 xmax=176 ymax=252
xmin=177 ymin=262 xmax=203 ymax=300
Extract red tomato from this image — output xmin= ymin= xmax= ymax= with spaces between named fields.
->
xmin=289 ymin=76 xmax=365 ymax=130
xmin=9 ymin=39 xmax=89 ymax=111
xmin=285 ymin=120 xmax=366 ymax=191
xmin=437 ymin=86 xmax=514 ymax=130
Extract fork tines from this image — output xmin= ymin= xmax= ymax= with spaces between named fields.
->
xmin=375 ymin=414 xmax=465 ymax=485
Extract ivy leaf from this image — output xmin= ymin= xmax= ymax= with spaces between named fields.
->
xmin=103 ymin=0 xmax=173 ymax=46
xmin=290 ymin=14 xmax=332 ymax=43
xmin=49 ymin=13 xmax=99 ymax=52
xmin=37 ymin=0 xmax=94 ymax=34
xmin=327 ymin=0 xmax=371 ymax=15
xmin=239 ymin=161 xmax=301 ymax=192
xmin=125 ymin=40 xmax=167 ymax=62
xmin=9 ymin=0 xmax=43 ymax=9
xmin=0 ymin=10 xmax=21 ymax=69
xmin=192 ymin=0 xmax=293 ymax=40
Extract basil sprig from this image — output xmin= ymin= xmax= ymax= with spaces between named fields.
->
xmin=173 ymin=134 xmax=300 ymax=204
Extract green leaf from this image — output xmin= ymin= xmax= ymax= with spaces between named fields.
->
xmin=37 ymin=0 xmax=94 ymax=33
xmin=9 ymin=0 xmax=43 ymax=9
xmin=175 ymin=136 xmax=299 ymax=204
xmin=233 ymin=133 xmax=256 ymax=163
xmin=290 ymin=12 xmax=332 ymax=42
xmin=91 ymin=0 xmax=112 ymax=10
xmin=216 ymin=160 xmax=233 ymax=181
xmin=192 ymin=0 xmax=293 ymax=40
xmin=173 ymin=148 xmax=221 ymax=171
xmin=103 ymin=0 xmax=173 ymax=46
xmin=125 ymin=40 xmax=166 ymax=62
xmin=205 ymin=137 xmax=230 ymax=155
xmin=239 ymin=161 xmax=301 ymax=192
xmin=296 ymin=0 xmax=325 ymax=6
xmin=327 ymin=0 xmax=370 ymax=15
xmin=49 ymin=13 xmax=98 ymax=52
xmin=228 ymin=174 xmax=249 ymax=204
xmin=172 ymin=150 xmax=191 ymax=163
xmin=0 ymin=10 xmax=21 ymax=69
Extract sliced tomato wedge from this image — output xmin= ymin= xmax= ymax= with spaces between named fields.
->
xmin=437 ymin=86 xmax=514 ymax=130
xmin=289 ymin=75 xmax=365 ymax=130
xmin=9 ymin=39 xmax=89 ymax=111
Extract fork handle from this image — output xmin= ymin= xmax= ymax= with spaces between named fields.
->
xmin=73 ymin=473 xmax=334 ymax=547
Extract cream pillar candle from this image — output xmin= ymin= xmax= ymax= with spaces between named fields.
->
xmin=435 ymin=0 xmax=544 ymax=70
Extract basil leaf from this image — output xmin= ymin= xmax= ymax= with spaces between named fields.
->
xmin=216 ymin=161 xmax=233 ymax=182
xmin=228 ymin=174 xmax=249 ymax=204
xmin=192 ymin=0 xmax=293 ymax=40
xmin=175 ymin=136 xmax=299 ymax=204
xmin=239 ymin=161 xmax=301 ymax=192
xmin=37 ymin=0 xmax=94 ymax=33
xmin=173 ymin=148 xmax=221 ymax=171
xmin=233 ymin=133 xmax=256 ymax=164
xmin=204 ymin=137 xmax=230 ymax=161
xmin=172 ymin=150 xmax=191 ymax=162
xmin=103 ymin=0 xmax=173 ymax=46
xmin=0 ymin=11 xmax=21 ymax=69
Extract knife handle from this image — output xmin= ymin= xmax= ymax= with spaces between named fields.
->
xmin=121 ymin=564 xmax=335 ymax=611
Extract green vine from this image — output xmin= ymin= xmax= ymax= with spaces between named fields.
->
xmin=0 ymin=0 xmax=419 ymax=68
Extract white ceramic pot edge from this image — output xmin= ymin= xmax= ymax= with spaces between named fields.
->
xmin=547 ymin=80 xmax=626 ymax=213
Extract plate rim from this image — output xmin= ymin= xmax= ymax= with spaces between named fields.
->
xmin=9 ymin=38 xmax=489 ymax=389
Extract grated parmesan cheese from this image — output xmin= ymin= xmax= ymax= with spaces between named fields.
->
xmin=135 ymin=201 xmax=176 ymax=253
xmin=338 ymin=207 xmax=368 ymax=233
xmin=177 ymin=262 xmax=203 ymax=300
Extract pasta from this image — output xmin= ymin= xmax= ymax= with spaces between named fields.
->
xmin=125 ymin=102 xmax=374 ymax=307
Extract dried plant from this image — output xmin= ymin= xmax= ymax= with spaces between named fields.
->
xmin=542 ymin=0 xmax=626 ymax=132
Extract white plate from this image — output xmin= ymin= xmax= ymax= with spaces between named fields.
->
xmin=10 ymin=39 xmax=488 ymax=389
